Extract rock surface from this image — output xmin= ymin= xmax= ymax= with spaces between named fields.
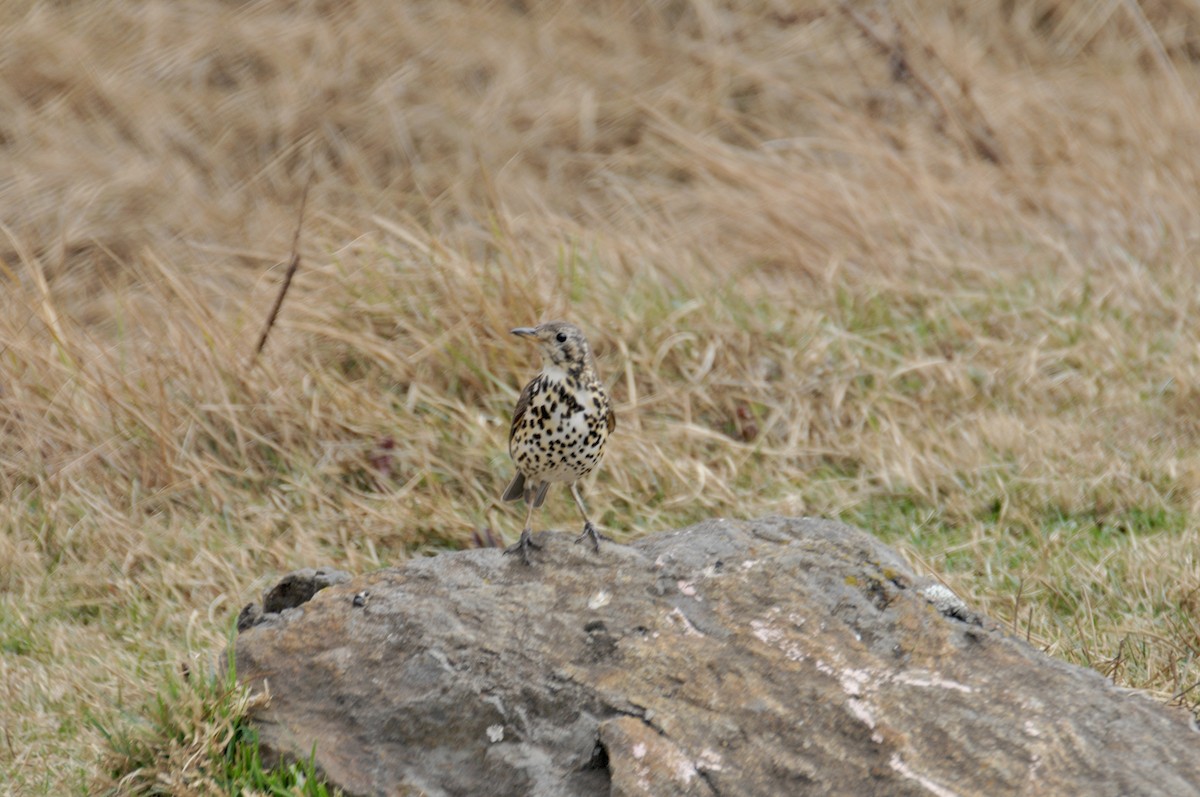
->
xmin=234 ymin=517 xmax=1200 ymax=797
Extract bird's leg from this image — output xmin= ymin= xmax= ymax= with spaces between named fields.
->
xmin=504 ymin=493 xmax=543 ymax=565
xmin=570 ymin=482 xmax=610 ymax=553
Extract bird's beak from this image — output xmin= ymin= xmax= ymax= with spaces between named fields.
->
xmin=511 ymin=327 xmax=538 ymax=337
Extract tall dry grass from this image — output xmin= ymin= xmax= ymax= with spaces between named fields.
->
xmin=3 ymin=0 xmax=1200 ymax=791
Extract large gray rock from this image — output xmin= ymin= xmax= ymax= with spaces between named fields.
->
xmin=234 ymin=517 xmax=1200 ymax=796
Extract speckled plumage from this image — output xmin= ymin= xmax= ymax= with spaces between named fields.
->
xmin=502 ymin=321 xmax=615 ymax=563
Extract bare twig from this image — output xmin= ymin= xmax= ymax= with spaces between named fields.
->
xmin=249 ymin=174 xmax=313 ymax=366
xmin=1011 ymin=577 xmax=1025 ymax=637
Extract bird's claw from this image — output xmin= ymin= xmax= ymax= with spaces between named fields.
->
xmin=504 ymin=529 xmax=542 ymax=565
xmin=574 ymin=522 xmax=610 ymax=553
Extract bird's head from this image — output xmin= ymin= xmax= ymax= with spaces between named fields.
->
xmin=511 ymin=321 xmax=593 ymax=373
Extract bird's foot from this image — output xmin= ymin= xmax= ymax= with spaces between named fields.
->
xmin=574 ymin=522 xmax=610 ymax=553
xmin=503 ymin=529 xmax=542 ymax=565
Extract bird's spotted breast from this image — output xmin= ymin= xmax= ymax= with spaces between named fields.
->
xmin=510 ymin=376 xmax=610 ymax=484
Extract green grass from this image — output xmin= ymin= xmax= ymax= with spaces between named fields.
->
xmin=94 ymin=633 xmax=338 ymax=797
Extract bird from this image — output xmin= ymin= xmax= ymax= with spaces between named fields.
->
xmin=501 ymin=321 xmax=615 ymax=564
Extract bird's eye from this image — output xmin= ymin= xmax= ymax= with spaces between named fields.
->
xmin=556 ymin=332 xmax=567 ymax=343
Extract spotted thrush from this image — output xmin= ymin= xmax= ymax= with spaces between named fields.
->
xmin=502 ymin=321 xmax=615 ymax=564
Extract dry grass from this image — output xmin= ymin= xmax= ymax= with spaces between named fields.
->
xmin=3 ymin=0 xmax=1200 ymax=791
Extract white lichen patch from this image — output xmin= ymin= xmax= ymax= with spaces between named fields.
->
xmin=750 ymin=618 xmax=783 ymax=646
xmin=696 ymin=748 xmax=724 ymax=772
xmin=667 ymin=607 xmax=705 ymax=637
xmin=486 ymin=724 xmax=504 ymax=743
xmin=750 ymin=610 xmax=808 ymax=662
xmin=587 ymin=589 xmax=612 ymax=610
xmin=823 ymin=657 xmax=976 ymax=743
xmin=673 ymin=756 xmax=698 ymax=784
xmin=893 ymin=672 xmax=973 ymax=693
xmin=919 ymin=583 xmax=959 ymax=604
xmin=839 ymin=668 xmax=870 ymax=697
xmin=847 ymin=697 xmax=877 ymax=729
xmin=919 ymin=583 xmax=971 ymax=619
xmin=889 ymin=753 xmax=961 ymax=797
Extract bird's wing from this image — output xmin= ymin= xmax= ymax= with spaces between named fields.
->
xmin=501 ymin=471 xmax=526 ymax=502
xmin=606 ymin=406 xmax=616 ymax=435
xmin=509 ymin=376 xmax=539 ymax=443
